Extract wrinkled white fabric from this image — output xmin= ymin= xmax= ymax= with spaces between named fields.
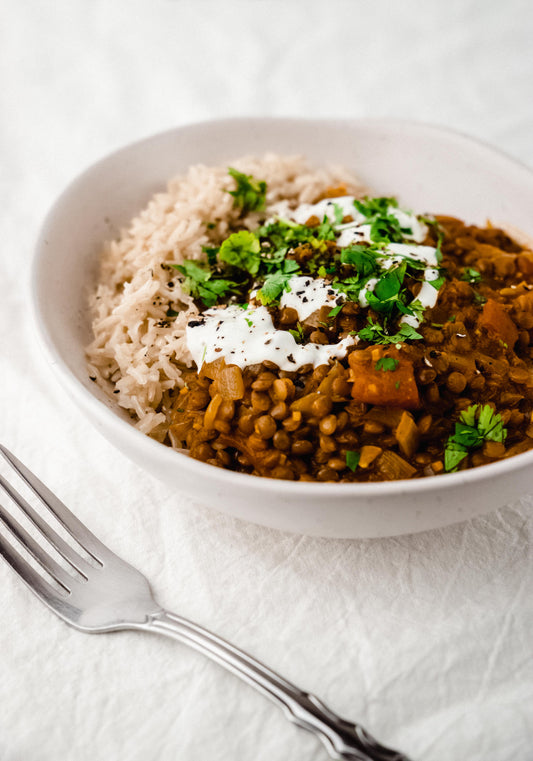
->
xmin=1 ymin=2 xmax=532 ymax=759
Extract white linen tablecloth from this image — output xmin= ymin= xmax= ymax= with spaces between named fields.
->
xmin=1 ymin=2 xmax=532 ymax=759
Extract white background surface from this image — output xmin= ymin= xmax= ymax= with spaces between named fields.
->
xmin=1 ymin=1 xmax=533 ymax=759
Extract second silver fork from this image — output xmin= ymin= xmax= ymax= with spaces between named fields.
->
xmin=0 ymin=444 xmax=410 ymax=761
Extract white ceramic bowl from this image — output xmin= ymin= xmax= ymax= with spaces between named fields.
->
xmin=32 ymin=118 xmax=533 ymax=538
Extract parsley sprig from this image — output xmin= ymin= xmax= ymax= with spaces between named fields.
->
xmin=444 ymin=404 xmax=507 ymax=472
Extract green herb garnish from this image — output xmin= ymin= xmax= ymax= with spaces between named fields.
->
xmin=227 ymin=168 xmax=266 ymax=214
xmin=256 ymin=259 xmax=300 ymax=305
xmin=375 ymin=357 xmax=399 ymax=372
xmin=202 ymin=246 xmax=219 ymax=266
xmin=328 ymin=304 xmax=344 ymax=318
xmin=219 ymin=230 xmax=262 ymax=276
xmin=444 ymin=404 xmax=507 ymax=472
xmin=429 ymin=275 xmax=446 ymax=290
xmin=288 ymin=322 xmax=305 ymax=343
xmin=170 ymin=260 xmax=239 ymax=308
xmin=353 ymin=196 xmax=406 ymax=244
xmin=333 ymin=202 xmax=345 ymax=226
xmin=357 ymin=318 xmax=423 ymax=345
xmin=346 ymin=451 xmax=361 ymax=472
xmin=339 ymin=244 xmax=381 ymax=279
xmin=461 ymin=267 xmax=481 ymax=284
xmin=366 ymin=262 xmax=407 ymax=316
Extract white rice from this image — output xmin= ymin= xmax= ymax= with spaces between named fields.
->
xmin=86 ymin=154 xmax=366 ymax=440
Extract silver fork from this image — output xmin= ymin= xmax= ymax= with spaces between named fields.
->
xmin=0 ymin=445 xmax=410 ymax=761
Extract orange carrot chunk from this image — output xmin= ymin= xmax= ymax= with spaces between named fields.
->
xmin=478 ymin=299 xmax=518 ymax=349
xmin=348 ymin=348 xmax=421 ymax=409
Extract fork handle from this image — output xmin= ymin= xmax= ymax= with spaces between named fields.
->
xmin=143 ymin=609 xmax=409 ymax=761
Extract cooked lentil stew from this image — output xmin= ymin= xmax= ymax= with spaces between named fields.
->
xmin=89 ymin=160 xmax=533 ymax=481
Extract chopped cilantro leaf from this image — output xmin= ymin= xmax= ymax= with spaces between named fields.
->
xmin=401 ymin=298 xmax=426 ymax=322
xmin=354 ymin=196 xmax=398 ymax=218
xmin=357 ymin=318 xmax=423 ymax=345
xmin=219 ymin=231 xmax=261 ymax=276
xmin=202 ymin=246 xmax=219 ymax=266
xmin=461 ymin=267 xmax=482 ymax=284
xmin=256 ymin=273 xmax=289 ymax=304
xmin=353 ymin=196 xmax=405 ymax=244
xmin=288 ymin=323 xmax=305 ymax=343
xmin=396 ymin=324 xmax=423 ymax=341
xmin=345 ymin=451 xmax=361 ymax=472
xmin=166 ymin=307 xmax=179 ymax=317
xmin=332 ymin=203 xmax=345 ymax=226
xmin=367 ymin=263 xmax=406 ymax=314
xmin=477 ymin=404 xmax=507 ymax=442
xmin=256 ymin=259 xmax=300 ymax=305
xmin=328 ymin=304 xmax=344 ymax=318
xmin=428 ymin=275 xmax=446 ymax=290
xmin=316 ymin=215 xmax=337 ymax=241
xmin=340 ymin=244 xmax=381 ymax=278
xmin=256 ymin=219 xmax=318 ymax=258
xmin=375 ymin=357 xmax=399 ymax=372
xmin=171 ymin=260 xmax=239 ymax=308
xmin=227 ymin=168 xmax=266 ymax=214
xmin=332 ymin=275 xmax=363 ymax=301
xmin=444 ymin=404 xmax=507 ymax=472
xmin=444 ymin=444 xmax=469 ymax=472
xmin=369 ymin=216 xmax=404 ymax=244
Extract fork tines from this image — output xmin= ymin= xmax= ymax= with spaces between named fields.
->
xmin=0 ymin=445 xmax=106 ymax=601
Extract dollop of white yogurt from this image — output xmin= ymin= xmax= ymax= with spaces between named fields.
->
xmin=186 ymin=305 xmax=355 ymax=371
xmin=279 ymin=276 xmax=342 ymax=320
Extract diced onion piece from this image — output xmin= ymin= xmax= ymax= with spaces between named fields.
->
xmin=375 ymin=451 xmax=416 ymax=480
xmin=212 ymin=365 xmax=245 ymax=400
xmin=204 ymin=394 xmax=222 ymax=429
xmin=395 ymin=411 xmax=420 ymax=458
xmin=358 ymin=445 xmax=382 ymax=469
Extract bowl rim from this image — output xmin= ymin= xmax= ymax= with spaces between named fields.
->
xmin=31 ymin=115 xmax=533 ymax=499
